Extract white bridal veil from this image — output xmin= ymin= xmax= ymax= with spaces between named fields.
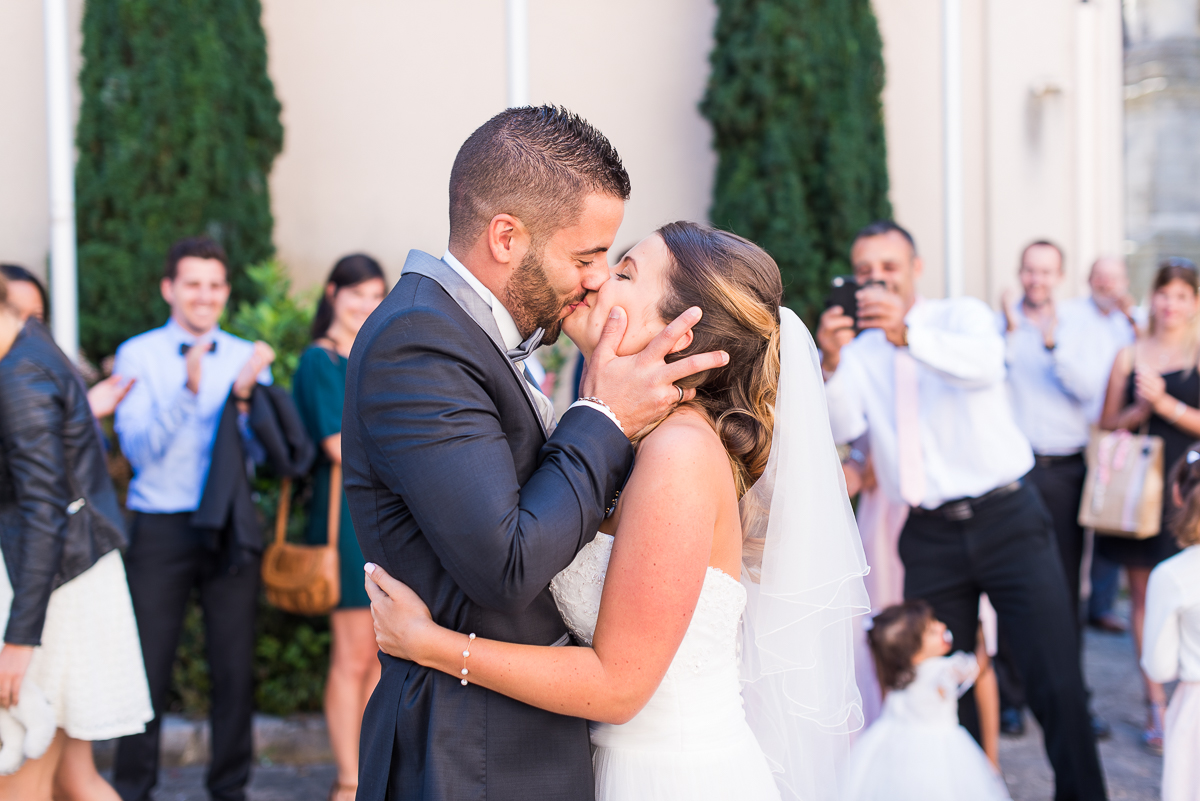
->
xmin=739 ymin=307 xmax=872 ymax=801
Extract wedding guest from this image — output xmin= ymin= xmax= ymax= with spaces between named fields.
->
xmin=818 ymin=220 xmax=1106 ymax=800
xmin=111 ymin=236 xmax=275 ymax=801
xmin=0 ymin=264 xmax=48 ymax=324
xmin=0 ymin=273 xmax=152 ymax=800
xmin=292 ymin=254 xmax=386 ymax=801
xmin=842 ymin=601 xmax=1010 ymax=801
xmin=1142 ymin=445 xmax=1200 ymax=801
xmin=999 ymin=242 xmax=1118 ymax=738
xmin=844 ymin=440 xmax=1002 ymax=759
xmin=1098 ymin=257 xmax=1200 ymax=755
xmin=1085 ymin=257 xmax=1138 ymax=635
xmin=0 ymin=264 xmax=134 ymax=419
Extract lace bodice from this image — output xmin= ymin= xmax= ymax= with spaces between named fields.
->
xmin=550 ymin=533 xmax=747 ymax=678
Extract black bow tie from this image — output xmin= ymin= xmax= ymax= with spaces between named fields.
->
xmin=506 ymin=328 xmax=544 ymax=363
xmin=180 ymin=342 xmax=217 ymax=356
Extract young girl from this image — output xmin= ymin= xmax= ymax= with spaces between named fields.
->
xmin=841 ymin=601 xmax=1011 ymax=801
xmin=1142 ymin=447 xmax=1200 ymax=801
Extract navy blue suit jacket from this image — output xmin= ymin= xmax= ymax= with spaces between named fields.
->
xmin=344 ymin=250 xmax=633 ymax=801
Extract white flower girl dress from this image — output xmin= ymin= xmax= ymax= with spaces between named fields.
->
xmin=841 ymin=651 xmax=1010 ymax=801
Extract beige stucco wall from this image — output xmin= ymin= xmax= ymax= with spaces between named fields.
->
xmin=261 ymin=0 xmax=717 ymax=288
xmin=872 ymin=0 xmax=1126 ymax=304
xmin=0 ymin=0 xmax=1126 ymax=311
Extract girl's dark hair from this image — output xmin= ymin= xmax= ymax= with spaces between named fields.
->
xmin=311 ymin=254 xmax=386 ymax=340
xmin=867 ymin=600 xmax=936 ymax=692
xmin=1 ymin=264 xmax=49 ymax=321
xmin=1169 ymin=443 xmax=1200 ymax=548
xmin=654 ymin=222 xmax=784 ymax=497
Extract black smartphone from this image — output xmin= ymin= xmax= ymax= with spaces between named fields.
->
xmin=826 ymin=276 xmax=859 ymax=323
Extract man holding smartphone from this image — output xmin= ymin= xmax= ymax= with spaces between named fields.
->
xmin=817 ymin=220 xmax=1107 ymax=801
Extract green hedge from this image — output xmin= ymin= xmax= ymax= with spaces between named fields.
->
xmin=702 ymin=0 xmax=892 ymax=322
xmin=75 ymin=0 xmax=283 ymax=361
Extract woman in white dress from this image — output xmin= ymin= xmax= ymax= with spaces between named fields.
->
xmin=366 ymin=222 xmax=870 ymax=800
xmin=0 ymin=273 xmax=153 ymax=800
xmin=1142 ymin=446 xmax=1200 ymax=801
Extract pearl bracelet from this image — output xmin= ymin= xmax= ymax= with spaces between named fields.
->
xmin=1169 ymin=400 xmax=1188 ymax=425
xmin=460 ymin=633 xmax=476 ymax=686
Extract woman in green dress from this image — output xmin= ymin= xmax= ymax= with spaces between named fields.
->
xmin=292 ymin=254 xmax=386 ymax=801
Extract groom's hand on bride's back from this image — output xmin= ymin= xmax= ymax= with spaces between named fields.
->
xmin=581 ymin=305 xmax=728 ymax=438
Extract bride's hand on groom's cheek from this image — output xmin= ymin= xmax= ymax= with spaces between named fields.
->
xmin=364 ymin=562 xmax=435 ymax=662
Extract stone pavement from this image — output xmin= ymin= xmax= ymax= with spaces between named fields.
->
xmin=109 ymin=627 xmax=1163 ymax=800
xmin=999 ymin=626 xmax=1164 ymax=800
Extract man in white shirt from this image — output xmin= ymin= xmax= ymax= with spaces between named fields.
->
xmin=819 ymin=221 xmax=1107 ymax=800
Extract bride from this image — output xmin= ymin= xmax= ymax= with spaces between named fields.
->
xmin=365 ymin=221 xmax=870 ymax=800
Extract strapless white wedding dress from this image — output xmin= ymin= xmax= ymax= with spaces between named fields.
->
xmin=550 ymin=533 xmax=781 ymax=801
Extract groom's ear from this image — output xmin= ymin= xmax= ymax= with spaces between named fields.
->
xmin=668 ymin=328 xmax=694 ymax=355
xmin=486 ymin=213 xmax=531 ymax=267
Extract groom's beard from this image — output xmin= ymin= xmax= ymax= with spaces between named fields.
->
xmin=504 ymin=247 xmax=582 ymax=347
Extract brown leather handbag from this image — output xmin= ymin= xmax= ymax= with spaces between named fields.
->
xmin=261 ymin=463 xmax=342 ymax=614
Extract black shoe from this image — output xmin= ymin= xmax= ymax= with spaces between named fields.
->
xmin=1091 ymin=713 xmax=1112 ymax=740
xmin=1087 ymin=613 xmax=1129 ymax=634
xmin=1000 ymin=707 xmax=1026 ymax=737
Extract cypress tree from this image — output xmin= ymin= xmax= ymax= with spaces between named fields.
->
xmin=702 ymin=0 xmax=891 ymax=322
xmin=75 ymin=0 xmax=283 ymax=359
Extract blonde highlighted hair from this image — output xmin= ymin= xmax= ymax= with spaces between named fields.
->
xmin=650 ymin=222 xmax=784 ymax=497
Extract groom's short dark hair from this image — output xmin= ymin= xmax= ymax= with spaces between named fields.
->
xmin=448 ymin=106 xmax=631 ymax=250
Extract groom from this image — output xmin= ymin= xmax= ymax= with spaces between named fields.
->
xmin=344 ymin=106 xmax=726 ymax=801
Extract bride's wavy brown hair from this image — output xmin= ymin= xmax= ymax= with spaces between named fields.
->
xmin=652 ymin=221 xmax=783 ymax=497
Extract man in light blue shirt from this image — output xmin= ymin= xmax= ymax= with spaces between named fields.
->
xmin=112 ymin=236 xmax=274 ymax=801
xmin=999 ymin=243 xmax=1135 ymax=740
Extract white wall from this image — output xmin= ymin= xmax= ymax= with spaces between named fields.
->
xmin=872 ymin=0 xmax=1126 ymax=304
xmin=260 ymin=0 xmax=717 ymax=288
xmin=1 ymin=0 xmax=1127 ymax=309
xmin=0 ymin=0 xmax=83 ymax=280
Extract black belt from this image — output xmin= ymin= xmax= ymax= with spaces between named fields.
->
xmin=1034 ymin=452 xmax=1084 ymax=469
xmin=909 ymin=480 xmax=1023 ymax=522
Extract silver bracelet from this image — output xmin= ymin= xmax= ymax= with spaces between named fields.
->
xmin=577 ymin=396 xmax=624 ymax=433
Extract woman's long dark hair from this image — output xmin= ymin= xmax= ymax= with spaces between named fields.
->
xmin=311 ymin=254 xmax=385 ymax=340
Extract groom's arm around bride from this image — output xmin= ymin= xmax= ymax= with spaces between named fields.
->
xmin=343 ymin=106 xmax=728 ymax=801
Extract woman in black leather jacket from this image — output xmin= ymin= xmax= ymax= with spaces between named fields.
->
xmin=0 ymin=275 xmax=151 ymax=799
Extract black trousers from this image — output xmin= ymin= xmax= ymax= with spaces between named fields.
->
xmin=900 ymin=482 xmax=1107 ymax=801
xmin=997 ymin=455 xmax=1088 ymax=711
xmin=113 ymin=512 xmax=260 ymax=801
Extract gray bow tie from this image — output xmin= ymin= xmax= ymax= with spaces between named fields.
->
xmin=506 ymin=328 xmax=544 ymax=363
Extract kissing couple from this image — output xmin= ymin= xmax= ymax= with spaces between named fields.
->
xmin=344 ymin=106 xmax=870 ymax=801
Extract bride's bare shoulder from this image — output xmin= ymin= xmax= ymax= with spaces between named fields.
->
xmin=635 ymin=408 xmax=731 ymax=482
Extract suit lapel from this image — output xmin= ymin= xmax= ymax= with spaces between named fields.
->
xmin=400 ymin=250 xmax=549 ymax=438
